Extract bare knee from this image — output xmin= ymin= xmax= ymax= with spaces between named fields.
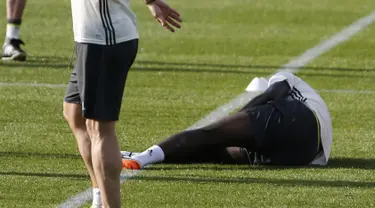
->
xmin=86 ymin=119 xmax=119 ymax=157
xmin=86 ymin=120 xmax=116 ymax=138
xmin=87 ymin=119 xmax=121 ymax=174
xmin=63 ymin=103 xmax=77 ymax=119
xmin=63 ymin=105 xmax=70 ymax=122
xmin=63 ymin=102 xmax=85 ymax=129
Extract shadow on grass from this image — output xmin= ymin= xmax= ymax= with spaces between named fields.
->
xmin=132 ymin=67 xmax=375 ymax=78
xmin=131 ymin=175 xmax=375 ymax=188
xmin=0 ymin=151 xmax=81 ymax=159
xmin=0 ymin=56 xmax=71 ymax=69
xmin=326 ymin=157 xmax=375 ymax=169
xmin=1 ymin=171 xmax=374 ymax=188
xmin=0 ymin=171 xmax=88 ymax=180
xmin=131 ymin=66 xmax=272 ymax=76
xmin=1 ymin=155 xmax=375 ymax=185
xmin=146 ymin=157 xmax=375 ymax=171
xmin=137 ymin=60 xmax=375 ymax=73
xmin=2 ymin=152 xmax=375 ymax=170
xmin=1 ymin=56 xmax=375 ymax=78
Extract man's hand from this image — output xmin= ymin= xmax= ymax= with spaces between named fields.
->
xmin=146 ymin=0 xmax=182 ymax=32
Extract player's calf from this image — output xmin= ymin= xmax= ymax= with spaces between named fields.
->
xmin=86 ymin=119 xmax=122 ymax=208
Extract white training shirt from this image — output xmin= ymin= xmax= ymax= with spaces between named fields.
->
xmin=71 ymin=0 xmax=139 ymax=45
xmin=268 ymin=72 xmax=333 ymax=165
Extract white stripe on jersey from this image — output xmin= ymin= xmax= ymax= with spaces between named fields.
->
xmin=290 ymin=87 xmax=307 ymax=103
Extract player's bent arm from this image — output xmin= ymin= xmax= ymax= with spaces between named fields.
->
xmin=239 ymin=80 xmax=290 ymax=111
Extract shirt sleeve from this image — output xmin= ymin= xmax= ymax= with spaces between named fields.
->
xmin=268 ymin=72 xmax=298 ymax=89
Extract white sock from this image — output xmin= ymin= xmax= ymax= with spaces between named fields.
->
xmin=6 ymin=24 xmax=20 ymax=39
xmin=133 ymin=145 xmax=165 ymax=166
xmin=92 ymin=187 xmax=102 ymax=207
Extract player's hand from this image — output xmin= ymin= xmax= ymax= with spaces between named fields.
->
xmin=146 ymin=0 xmax=182 ymax=32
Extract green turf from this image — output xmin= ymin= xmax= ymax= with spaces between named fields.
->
xmin=0 ymin=0 xmax=375 ymax=207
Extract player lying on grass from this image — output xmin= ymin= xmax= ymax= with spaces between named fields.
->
xmin=121 ymin=72 xmax=333 ymax=169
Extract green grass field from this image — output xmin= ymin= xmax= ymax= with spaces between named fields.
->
xmin=1 ymin=0 xmax=375 ymax=207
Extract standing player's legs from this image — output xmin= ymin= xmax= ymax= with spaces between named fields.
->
xmin=63 ymin=40 xmax=137 ymax=207
xmin=87 ymin=120 xmax=121 ymax=208
xmin=81 ymin=40 xmax=138 ymax=208
xmin=63 ymin=67 xmax=100 ymax=206
xmin=2 ymin=0 xmax=27 ymax=61
xmin=63 ymin=103 xmax=100 ymax=205
xmin=122 ymin=111 xmax=257 ymax=169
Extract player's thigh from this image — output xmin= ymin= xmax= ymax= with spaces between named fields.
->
xmin=64 ymin=61 xmax=81 ymax=105
xmin=264 ymin=99 xmax=319 ymax=165
xmin=98 ymin=39 xmax=138 ymax=119
xmin=202 ymin=111 xmax=254 ymax=146
xmin=70 ymin=42 xmax=103 ymax=119
xmin=245 ymin=104 xmax=279 ymax=151
xmin=78 ymin=40 xmax=138 ymax=121
xmin=103 ymin=39 xmax=138 ymax=108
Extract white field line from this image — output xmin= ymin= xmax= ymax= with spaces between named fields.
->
xmin=54 ymin=9 xmax=375 ymax=208
xmin=282 ymin=10 xmax=375 ymax=73
xmin=0 ymin=82 xmax=66 ymax=88
xmin=318 ymin=89 xmax=375 ymax=94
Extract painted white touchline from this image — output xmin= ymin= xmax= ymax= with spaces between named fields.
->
xmin=318 ymin=89 xmax=375 ymax=94
xmin=282 ymin=10 xmax=375 ymax=73
xmin=57 ymin=9 xmax=375 ymax=208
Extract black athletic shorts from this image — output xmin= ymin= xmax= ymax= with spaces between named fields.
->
xmin=64 ymin=39 xmax=138 ymax=121
xmin=246 ymin=98 xmax=320 ymax=165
